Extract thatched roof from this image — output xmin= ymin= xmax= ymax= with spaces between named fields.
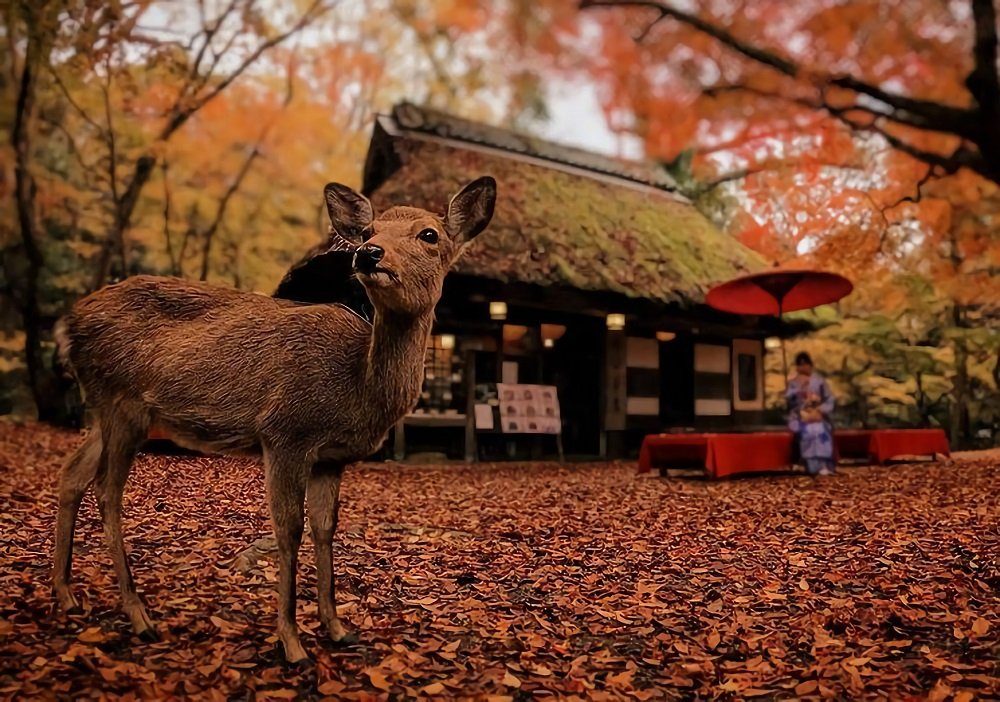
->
xmin=363 ymin=104 xmax=765 ymax=306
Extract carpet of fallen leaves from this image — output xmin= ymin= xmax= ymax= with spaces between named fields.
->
xmin=0 ymin=422 xmax=997 ymax=700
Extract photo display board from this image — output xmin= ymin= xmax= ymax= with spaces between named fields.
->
xmin=496 ymin=384 xmax=561 ymax=434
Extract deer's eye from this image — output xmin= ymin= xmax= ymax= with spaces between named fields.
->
xmin=417 ymin=228 xmax=439 ymax=244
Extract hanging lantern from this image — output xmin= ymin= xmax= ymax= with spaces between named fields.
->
xmin=606 ymin=313 xmax=626 ymax=331
xmin=502 ymin=324 xmax=528 ymax=343
xmin=540 ymin=323 xmax=566 ymax=343
xmin=489 ymin=301 xmax=507 ymax=321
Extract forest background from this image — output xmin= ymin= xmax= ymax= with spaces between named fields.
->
xmin=2 ymin=0 xmax=997 ymax=446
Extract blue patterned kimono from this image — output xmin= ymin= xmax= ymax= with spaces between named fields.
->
xmin=786 ymin=373 xmax=836 ymax=475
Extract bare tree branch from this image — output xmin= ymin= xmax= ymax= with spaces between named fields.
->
xmin=90 ymin=0 xmax=331 ymax=290
xmin=48 ymin=68 xmax=106 ymax=135
xmin=197 ymin=144 xmax=262 ymax=281
xmin=162 ymin=160 xmax=179 ymax=276
xmin=198 ymin=47 xmax=297 ymax=281
xmin=161 ymin=0 xmax=327 ymax=141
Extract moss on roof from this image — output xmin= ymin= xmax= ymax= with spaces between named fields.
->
xmin=368 ymin=138 xmax=765 ymax=305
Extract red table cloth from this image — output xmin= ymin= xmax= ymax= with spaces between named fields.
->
xmin=869 ymin=428 xmax=950 ymax=464
xmin=639 ymin=433 xmax=794 ymax=479
xmin=834 ymin=430 xmax=876 ymax=460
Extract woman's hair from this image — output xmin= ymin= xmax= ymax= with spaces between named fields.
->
xmin=794 ymin=351 xmax=813 ymax=366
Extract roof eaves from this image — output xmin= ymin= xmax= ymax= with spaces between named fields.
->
xmin=384 ymin=103 xmax=687 ymax=201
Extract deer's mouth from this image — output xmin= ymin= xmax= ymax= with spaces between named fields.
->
xmin=359 ymin=266 xmax=400 ymax=286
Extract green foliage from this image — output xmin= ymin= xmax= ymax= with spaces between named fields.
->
xmin=770 ymin=295 xmax=999 ymax=446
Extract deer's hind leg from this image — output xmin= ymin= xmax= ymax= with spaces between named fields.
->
xmin=307 ymin=461 xmax=354 ymax=643
xmin=94 ymin=407 xmax=155 ymax=639
xmin=53 ymin=425 xmax=105 ymax=612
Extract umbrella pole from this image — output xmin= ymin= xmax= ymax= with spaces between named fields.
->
xmin=781 ymin=338 xmax=789 ymax=390
xmin=778 ymin=298 xmax=789 ymax=392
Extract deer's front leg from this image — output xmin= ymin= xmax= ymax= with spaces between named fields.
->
xmin=263 ymin=448 xmax=310 ymax=664
xmin=307 ymin=461 xmax=354 ymax=642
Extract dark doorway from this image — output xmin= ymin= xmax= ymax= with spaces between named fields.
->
xmin=543 ymin=319 xmax=603 ymax=456
xmin=660 ymin=335 xmax=695 ymax=425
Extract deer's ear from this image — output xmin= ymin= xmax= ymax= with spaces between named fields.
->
xmin=324 ymin=182 xmax=373 ymax=244
xmin=445 ymin=176 xmax=496 ymax=243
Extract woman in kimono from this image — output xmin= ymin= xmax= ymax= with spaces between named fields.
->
xmin=786 ymin=352 xmax=836 ymax=476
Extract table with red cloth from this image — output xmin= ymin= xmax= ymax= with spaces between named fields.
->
xmin=868 ymin=428 xmax=950 ymax=464
xmin=639 ymin=428 xmax=950 ymax=478
xmin=638 ymin=433 xmax=795 ymax=479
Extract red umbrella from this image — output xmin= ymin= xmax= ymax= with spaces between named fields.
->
xmin=706 ymin=269 xmax=853 ymax=382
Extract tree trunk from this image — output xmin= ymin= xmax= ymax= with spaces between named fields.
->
xmin=91 ymin=154 xmax=157 ymax=290
xmin=993 ymin=345 xmax=1000 ymax=447
xmin=915 ymin=371 xmax=928 ymax=426
xmin=11 ymin=17 xmax=63 ymax=422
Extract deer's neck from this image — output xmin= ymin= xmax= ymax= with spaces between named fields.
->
xmin=362 ymin=307 xmax=434 ymax=420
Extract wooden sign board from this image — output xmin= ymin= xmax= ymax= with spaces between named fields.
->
xmin=496 ymin=383 xmax=561 ymax=434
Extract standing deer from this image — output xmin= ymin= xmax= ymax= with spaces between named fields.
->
xmin=52 ymin=177 xmax=496 ymax=663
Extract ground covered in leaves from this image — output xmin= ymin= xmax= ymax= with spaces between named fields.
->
xmin=0 ymin=423 xmax=997 ymax=700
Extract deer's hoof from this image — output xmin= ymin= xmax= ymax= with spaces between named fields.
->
xmin=127 ymin=606 xmax=158 ymax=641
xmin=330 ymin=631 xmax=359 ymax=646
xmin=136 ymin=625 xmax=160 ymax=643
xmin=54 ymin=587 xmax=81 ymax=614
xmin=278 ymin=640 xmax=312 ymax=666
xmin=324 ymin=617 xmax=357 ymax=645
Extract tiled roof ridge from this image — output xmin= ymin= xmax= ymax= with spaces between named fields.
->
xmin=390 ymin=102 xmax=678 ymax=193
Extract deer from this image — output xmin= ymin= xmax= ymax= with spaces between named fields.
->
xmin=51 ymin=176 xmax=497 ymax=663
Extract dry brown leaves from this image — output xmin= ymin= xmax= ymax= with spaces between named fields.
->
xmin=0 ymin=422 xmax=997 ymax=700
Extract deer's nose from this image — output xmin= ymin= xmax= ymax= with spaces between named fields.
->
xmin=353 ymin=244 xmax=384 ymax=273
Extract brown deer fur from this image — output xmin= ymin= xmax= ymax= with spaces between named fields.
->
xmin=52 ymin=177 xmax=497 ymax=663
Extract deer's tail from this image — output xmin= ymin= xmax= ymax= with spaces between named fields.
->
xmin=52 ymin=317 xmax=76 ymax=383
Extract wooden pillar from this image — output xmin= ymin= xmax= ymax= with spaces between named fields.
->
xmin=603 ymin=329 xmax=627 ymax=459
xmin=393 ymin=419 xmax=405 ymax=461
xmin=463 ymin=349 xmax=477 ymax=462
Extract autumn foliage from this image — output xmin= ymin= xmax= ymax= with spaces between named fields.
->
xmin=1 ymin=0 xmax=998 ymax=442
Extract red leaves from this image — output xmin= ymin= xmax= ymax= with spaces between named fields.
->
xmin=0 ymin=423 xmax=998 ymax=698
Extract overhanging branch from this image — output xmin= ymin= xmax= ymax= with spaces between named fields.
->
xmin=704 ymin=83 xmax=988 ymax=178
xmin=581 ymin=0 xmax=981 ymax=150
